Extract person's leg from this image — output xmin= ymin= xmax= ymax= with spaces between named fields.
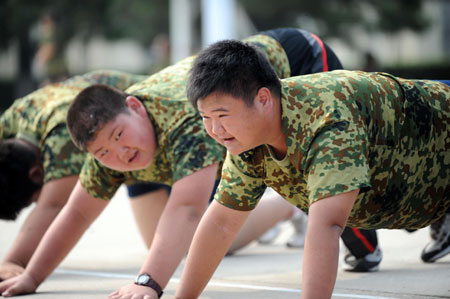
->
xmin=435 ymin=80 xmax=450 ymax=86
xmin=127 ymin=183 xmax=170 ymax=249
xmin=227 ymin=190 xmax=295 ymax=254
xmin=419 ymin=80 xmax=450 ymax=262
xmin=341 ymin=227 xmax=382 ymax=272
xmin=421 ymin=209 xmax=450 ymax=263
xmin=285 ymin=209 xmax=308 ymax=248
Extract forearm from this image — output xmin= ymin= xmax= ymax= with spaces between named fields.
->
xmin=24 ymin=205 xmax=94 ymax=286
xmin=2 ymin=204 xmax=63 ymax=267
xmin=176 ymin=202 xmax=247 ymax=298
xmin=138 ymin=203 xmax=207 ymax=288
xmin=301 ymin=223 xmax=342 ymax=299
xmin=300 ymin=190 xmax=359 ymax=299
xmin=2 ymin=177 xmax=77 ymax=268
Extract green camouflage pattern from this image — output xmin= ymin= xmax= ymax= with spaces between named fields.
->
xmin=79 ymin=34 xmax=293 ymax=201
xmin=243 ymin=34 xmax=291 ymax=79
xmin=216 ymin=70 xmax=450 ymax=230
xmin=40 ymin=124 xmax=85 ymax=183
xmin=79 ymin=56 xmax=226 ymax=200
xmin=0 ymin=70 xmax=146 ymax=183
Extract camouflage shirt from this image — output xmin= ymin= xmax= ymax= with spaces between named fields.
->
xmin=79 ymin=56 xmax=226 ymax=200
xmin=216 ymin=70 xmax=450 ymax=230
xmin=0 ymin=70 xmax=146 ymax=183
xmin=78 ymin=34 xmax=296 ymax=201
xmin=243 ymin=34 xmax=291 ymax=79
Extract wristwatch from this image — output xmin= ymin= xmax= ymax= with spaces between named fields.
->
xmin=135 ymin=273 xmax=164 ymax=298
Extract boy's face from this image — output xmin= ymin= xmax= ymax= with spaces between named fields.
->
xmin=198 ymin=92 xmax=266 ymax=155
xmin=87 ymin=96 xmax=157 ymax=172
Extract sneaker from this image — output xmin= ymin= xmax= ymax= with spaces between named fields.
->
xmin=258 ymin=224 xmax=281 ymax=244
xmin=421 ymin=213 xmax=450 ymax=263
xmin=343 ymin=246 xmax=382 ymax=272
xmin=286 ymin=211 xmax=307 ymax=248
xmin=286 ymin=230 xmax=306 ymax=248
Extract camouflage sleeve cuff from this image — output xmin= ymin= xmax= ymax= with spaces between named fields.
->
xmin=41 ymin=125 xmax=85 ymax=183
xmin=214 ymin=153 xmax=266 ymax=211
xmin=79 ymin=156 xmax=124 ymax=201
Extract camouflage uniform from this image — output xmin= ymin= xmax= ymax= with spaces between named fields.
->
xmin=79 ymin=56 xmax=226 ymax=200
xmin=79 ymin=33 xmax=301 ymax=201
xmin=215 ymin=70 xmax=450 ymax=230
xmin=243 ymin=34 xmax=291 ymax=79
xmin=0 ymin=70 xmax=146 ymax=183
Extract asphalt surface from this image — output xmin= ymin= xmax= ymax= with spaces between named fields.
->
xmin=1 ymin=186 xmax=449 ymax=298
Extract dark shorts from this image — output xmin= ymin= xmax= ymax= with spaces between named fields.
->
xmin=436 ymin=80 xmax=450 ymax=86
xmin=126 ymin=182 xmax=171 ymax=197
xmin=126 ymin=180 xmax=220 ymax=203
xmin=260 ymin=28 xmax=343 ymax=75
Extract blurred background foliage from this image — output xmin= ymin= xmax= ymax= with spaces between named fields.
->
xmin=0 ymin=0 xmax=448 ymax=112
xmin=0 ymin=0 xmax=169 ymax=50
xmin=240 ymin=0 xmax=430 ymax=36
xmin=0 ymin=0 xmax=431 ymax=56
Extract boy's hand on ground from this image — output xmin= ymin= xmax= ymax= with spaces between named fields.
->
xmin=0 ymin=263 xmax=24 ymax=281
xmin=108 ymin=283 xmax=159 ymax=299
xmin=0 ymin=272 xmax=38 ymax=297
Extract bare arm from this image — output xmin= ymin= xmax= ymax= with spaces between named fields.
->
xmin=0 ymin=181 xmax=109 ymax=297
xmin=108 ymin=163 xmax=220 ymax=298
xmin=175 ymin=200 xmax=251 ymax=298
xmin=301 ymin=189 xmax=359 ymax=299
xmin=0 ymin=176 xmax=78 ymax=280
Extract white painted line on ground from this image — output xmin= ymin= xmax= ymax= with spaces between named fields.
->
xmin=55 ymin=268 xmax=400 ymax=299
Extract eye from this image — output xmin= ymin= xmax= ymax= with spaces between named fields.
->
xmin=115 ymin=131 xmax=122 ymax=141
xmin=100 ymin=149 xmax=109 ymax=158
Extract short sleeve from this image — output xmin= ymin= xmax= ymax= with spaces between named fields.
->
xmin=215 ymin=153 xmax=266 ymax=211
xmin=79 ymin=155 xmax=125 ymax=200
xmin=41 ymin=125 xmax=85 ymax=183
xmin=305 ymin=124 xmax=371 ymax=203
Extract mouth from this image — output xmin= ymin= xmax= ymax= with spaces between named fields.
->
xmin=220 ymin=136 xmax=234 ymax=142
xmin=128 ymin=151 xmax=138 ymax=163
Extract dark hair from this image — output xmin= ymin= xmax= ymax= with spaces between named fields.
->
xmin=67 ymin=84 xmax=130 ymax=151
xmin=0 ymin=139 xmax=42 ymax=220
xmin=187 ymin=39 xmax=281 ymax=108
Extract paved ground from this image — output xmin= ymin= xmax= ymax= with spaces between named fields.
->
xmin=1 ymin=186 xmax=449 ymax=298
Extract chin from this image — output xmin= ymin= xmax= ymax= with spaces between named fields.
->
xmin=227 ymin=147 xmax=246 ymax=156
xmin=125 ymin=162 xmax=150 ymax=171
xmin=135 ymin=157 xmax=153 ymax=170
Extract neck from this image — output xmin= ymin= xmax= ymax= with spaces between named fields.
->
xmin=268 ymin=136 xmax=287 ymax=160
xmin=265 ymin=97 xmax=287 ymax=159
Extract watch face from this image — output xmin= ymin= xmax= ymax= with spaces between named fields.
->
xmin=137 ymin=274 xmax=150 ymax=285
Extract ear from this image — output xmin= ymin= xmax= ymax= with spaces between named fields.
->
xmin=125 ymin=96 xmax=147 ymax=117
xmin=254 ymin=87 xmax=274 ymax=114
xmin=29 ymin=165 xmax=44 ymax=185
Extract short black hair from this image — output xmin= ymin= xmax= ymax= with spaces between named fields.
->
xmin=0 ymin=139 xmax=42 ymax=220
xmin=187 ymin=39 xmax=281 ymax=108
xmin=67 ymin=84 xmax=130 ymax=151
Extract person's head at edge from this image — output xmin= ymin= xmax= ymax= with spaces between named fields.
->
xmin=0 ymin=139 xmax=43 ymax=220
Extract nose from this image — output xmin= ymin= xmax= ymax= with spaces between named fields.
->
xmin=211 ymin=119 xmax=225 ymax=136
xmin=117 ymin=146 xmax=130 ymax=162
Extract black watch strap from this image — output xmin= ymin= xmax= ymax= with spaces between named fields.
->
xmin=135 ymin=273 xmax=163 ymax=298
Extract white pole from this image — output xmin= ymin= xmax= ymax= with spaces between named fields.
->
xmin=201 ymin=0 xmax=237 ymax=48
xmin=169 ymin=0 xmax=193 ymax=64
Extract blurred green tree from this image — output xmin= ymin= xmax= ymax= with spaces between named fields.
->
xmin=0 ymin=0 xmax=168 ymax=97
xmin=0 ymin=0 xmax=432 ymax=99
xmin=238 ymin=0 xmax=430 ymax=37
